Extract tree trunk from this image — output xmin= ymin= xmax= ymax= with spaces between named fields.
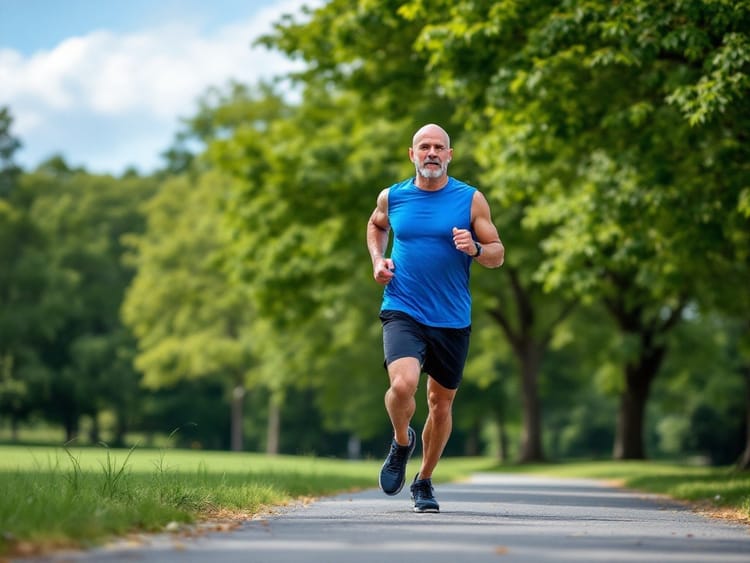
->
xmin=347 ymin=434 xmax=361 ymax=459
xmin=88 ymin=413 xmax=100 ymax=444
xmin=464 ymin=418 xmax=481 ymax=456
xmin=613 ymin=366 xmax=649 ymax=459
xmin=266 ymin=397 xmax=280 ymax=455
xmin=64 ymin=415 xmax=78 ymax=443
xmin=230 ymin=384 xmax=245 ymax=452
xmin=604 ymin=280 xmax=682 ymax=461
xmin=612 ymin=337 xmax=665 ymax=459
xmin=486 ymin=267 xmax=576 ymax=463
xmin=495 ymin=408 xmax=509 ymax=462
xmin=519 ymin=344 xmax=544 ymax=462
xmin=735 ymin=366 xmax=750 ymax=470
xmin=499 ymin=423 xmax=509 ymax=462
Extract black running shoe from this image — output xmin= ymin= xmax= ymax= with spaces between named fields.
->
xmin=410 ymin=474 xmax=440 ymax=513
xmin=379 ymin=427 xmax=416 ymax=495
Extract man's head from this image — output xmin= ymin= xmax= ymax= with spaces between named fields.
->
xmin=409 ymin=123 xmax=453 ymax=180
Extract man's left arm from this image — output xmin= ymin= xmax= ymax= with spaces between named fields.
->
xmin=470 ymin=191 xmax=504 ymax=268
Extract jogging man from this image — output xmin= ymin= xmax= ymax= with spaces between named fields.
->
xmin=366 ymin=123 xmax=505 ymax=512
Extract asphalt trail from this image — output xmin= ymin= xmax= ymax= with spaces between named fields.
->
xmin=21 ymin=473 xmax=750 ymax=562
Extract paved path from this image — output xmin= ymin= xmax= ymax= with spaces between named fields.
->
xmin=23 ymin=473 xmax=750 ymax=562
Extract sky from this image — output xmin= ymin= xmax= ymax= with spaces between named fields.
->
xmin=0 ymin=0 xmax=319 ymax=175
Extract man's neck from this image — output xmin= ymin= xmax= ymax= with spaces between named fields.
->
xmin=414 ymin=175 xmax=449 ymax=191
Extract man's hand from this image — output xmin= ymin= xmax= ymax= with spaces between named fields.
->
xmin=373 ymin=257 xmax=395 ymax=285
xmin=452 ymin=227 xmax=477 ymax=256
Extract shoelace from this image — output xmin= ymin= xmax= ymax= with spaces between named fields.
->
xmin=412 ymin=479 xmax=433 ymax=497
xmin=387 ymin=441 xmax=409 ymax=465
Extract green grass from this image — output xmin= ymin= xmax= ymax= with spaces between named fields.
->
xmin=2 ymin=447 xmax=749 ymax=558
xmin=489 ymin=460 xmax=750 ymax=518
xmin=0 ymin=445 xmax=493 ymax=556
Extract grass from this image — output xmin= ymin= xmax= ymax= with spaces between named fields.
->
xmin=0 ymin=444 xmax=493 ymax=557
xmin=1 ymin=446 xmax=749 ymax=558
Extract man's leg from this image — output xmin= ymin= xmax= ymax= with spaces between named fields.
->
xmin=379 ymin=356 xmax=421 ymax=495
xmin=418 ymin=376 xmax=457 ymax=479
xmin=385 ymin=357 xmax=421 ymax=445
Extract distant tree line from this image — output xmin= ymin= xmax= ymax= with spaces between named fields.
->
xmin=1 ymin=0 xmax=748 ymax=467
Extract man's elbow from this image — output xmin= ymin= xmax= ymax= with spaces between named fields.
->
xmin=493 ymin=245 xmax=505 ymax=268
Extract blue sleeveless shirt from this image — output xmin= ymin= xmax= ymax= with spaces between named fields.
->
xmin=381 ymin=177 xmax=476 ymax=328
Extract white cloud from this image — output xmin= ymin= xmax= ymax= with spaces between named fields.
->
xmin=0 ymin=0 xmax=318 ymax=174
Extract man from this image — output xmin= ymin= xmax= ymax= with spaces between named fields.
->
xmin=366 ymin=123 xmax=505 ymax=513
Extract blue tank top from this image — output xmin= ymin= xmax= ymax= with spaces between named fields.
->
xmin=381 ymin=177 xmax=476 ymax=328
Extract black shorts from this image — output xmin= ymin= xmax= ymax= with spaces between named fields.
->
xmin=380 ymin=309 xmax=471 ymax=390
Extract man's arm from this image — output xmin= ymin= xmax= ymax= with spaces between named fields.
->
xmin=466 ymin=191 xmax=505 ymax=268
xmin=366 ymin=188 xmax=395 ymax=285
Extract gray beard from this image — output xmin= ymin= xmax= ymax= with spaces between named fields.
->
xmin=416 ymin=165 xmax=445 ymax=179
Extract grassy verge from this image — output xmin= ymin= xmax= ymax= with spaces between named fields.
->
xmin=489 ymin=460 xmax=750 ymax=522
xmin=0 ymin=445 xmax=493 ymax=557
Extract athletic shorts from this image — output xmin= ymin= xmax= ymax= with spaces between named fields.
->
xmin=379 ymin=309 xmax=471 ymax=390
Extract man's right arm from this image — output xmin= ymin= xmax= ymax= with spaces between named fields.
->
xmin=366 ymin=188 xmax=395 ymax=285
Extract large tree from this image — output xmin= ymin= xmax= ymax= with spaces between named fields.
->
xmin=14 ymin=161 xmax=155 ymax=440
xmin=256 ymin=0 xmax=584 ymax=462
xmin=398 ymin=0 xmax=749 ymax=458
xmin=121 ymin=170 xmax=256 ymax=451
xmin=205 ymin=84 xmax=410 ymax=448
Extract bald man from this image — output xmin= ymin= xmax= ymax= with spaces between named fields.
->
xmin=366 ymin=123 xmax=505 ymax=512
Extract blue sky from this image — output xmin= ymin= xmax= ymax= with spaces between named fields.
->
xmin=0 ymin=0 xmax=316 ymax=174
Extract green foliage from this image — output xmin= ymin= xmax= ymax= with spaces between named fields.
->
xmin=385 ymin=0 xmax=750 ymax=458
xmin=2 ymin=0 xmax=749 ymax=469
xmin=1 ymin=163 xmax=156 ymax=441
xmin=122 ymin=171 xmax=254 ymax=389
xmin=0 ymin=106 xmax=22 ymax=197
xmin=190 ymin=80 xmax=413 ymax=438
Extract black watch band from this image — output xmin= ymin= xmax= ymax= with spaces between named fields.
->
xmin=473 ymin=241 xmax=482 ymax=257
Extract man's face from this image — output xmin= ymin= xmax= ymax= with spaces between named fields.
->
xmin=410 ymin=131 xmax=452 ymax=179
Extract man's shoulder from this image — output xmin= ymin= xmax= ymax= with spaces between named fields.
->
xmin=385 ymin=178 xmax=415 ymax=203
xmin=447 ymin=177 xmax=477 ymax=193
xmin=388 ymin=178 xmax=414 ymax=191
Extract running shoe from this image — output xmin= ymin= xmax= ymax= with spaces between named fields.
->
xmin=410 ymin=473 xmax=440 ymax=513
xmin=378 ymin=426 xmax=416 ymax=495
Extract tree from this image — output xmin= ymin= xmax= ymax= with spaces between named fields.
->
xmin=13 ymin=163 xmax=155 ymax=440
xmin=209 ymin=85 xmax=409 ymax=449
xmin=0 ymin=106 xmax=22 ymax=198
xmin=256 ymin=0 xmax=579 ymax=463
xmin=0 ymin=200 xmax=58 ymax=436
xmin=0 ymin=132 xmax=83 ymax=437
xmin=394 ymin=0 xmax=749 ymax=459
xmin=121 ymin=171 xmax=255 ymax=451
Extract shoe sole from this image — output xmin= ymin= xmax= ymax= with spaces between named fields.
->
xmin=379 ymin=427 xmax=416 ymax=495
xmin=413 ymin=506 xmax=440 ymax=513
xmin=379 ymin=475 xmax=405 ymax=496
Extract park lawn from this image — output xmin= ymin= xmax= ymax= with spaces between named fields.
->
xmin=0 ymin=444 xmax=493 ymax=558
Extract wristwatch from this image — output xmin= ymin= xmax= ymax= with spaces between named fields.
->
xmin=473 ymin=241 xmax=482 ymax=257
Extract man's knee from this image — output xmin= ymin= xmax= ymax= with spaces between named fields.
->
xmin=427 ymin=382 xmax=456 ymax=421
xmin=428 ymin=399 xmax=453 ymax=422
xmin=389 ymin=376 xmax=417 ymax=401
xmin=387 ymin=357 xmax=420 ymax=397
